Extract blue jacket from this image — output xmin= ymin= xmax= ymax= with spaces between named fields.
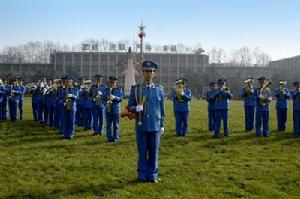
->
xmin=128 ymin=83 xmax=165 ymax=132
xmin=62 ymin=87 xmax=78 ymax=111
xmin=241 ymin=87 xmax=256 ymax=107
xmin=206 ymin=90 xmax=216 ymax=110
xmin=89 ymin=84 xmax=106 ymax=108
xmin=170 ymin=88 xmax=192 ymax=112
xmin=274 ymin=88 xmax=290 ymax=109
xmin=31 ymin=87 xmax=39 ymax=104
xmin=19 ymin=85 xmax=26 ymax=100
xmin=7 ymin=85 xmax=21 ymax=102
xmin=254 ymin=87 xmax=272 ymax=112
xmin=291 ymin=89 xmax=300 ymax=111
xmin=103 ymin=87 xmax=123 ymax=114
xmin=214 ymin=88 xmax=233 ymax=110
xmin=81 ymin=88 xmax=93 ymax=109
xmin=0 ymin=85 xmax=6 ymax=103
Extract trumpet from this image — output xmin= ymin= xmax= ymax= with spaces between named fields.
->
xmin=259 ymin=79 xmax=272 ymax=105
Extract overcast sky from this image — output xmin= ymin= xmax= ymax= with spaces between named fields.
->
xmin=0 ymin=0 xmax=299 ymax=60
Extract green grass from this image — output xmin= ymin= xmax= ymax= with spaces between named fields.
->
xmin=1 ymin=98 xmax=300 ymax=199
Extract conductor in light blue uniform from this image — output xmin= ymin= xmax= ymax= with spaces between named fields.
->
xmin=89 ymin=74 xmax=106 ymax=136
xmin=291 ymin=81 xmax=300 ymax=137
xmin=254 ymin=77 xmax=272 ymax=137
xmin=104 ymin=76 xmax=123 ymax=142
xmin=128 ymin=60 xmax=165 ymax=183
xmin=170 ymin=77 xmax=192 ymax=136
xmin=242 ymin=78 xmax=256 ymax=131
xmin=214 ymin=78 xmax=233 ymax=138
xmin=206 ymin=82 xmax=217 ymax=131
xmin=274 ymin=81 xmax=290 ymax=132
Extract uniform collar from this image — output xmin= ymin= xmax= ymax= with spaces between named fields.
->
xmin=143 ymin=82 xmax=155 ymax=88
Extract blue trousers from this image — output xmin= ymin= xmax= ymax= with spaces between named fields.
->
xmin=8 ymin=100 xmax=18 ymax=122
xmin=276 ymin=108 xmax=287 ymax=131
xmin=0 ymin=102 xmax=3 ymax=120
xmin=64 ymin=110 xmax=76 ymax=139
xmin=174 ymin=111 xmax=189 ymax=136
xmin=106 ymin=112 xmax=120 ymax=141
xmin=245 ymin=106 xmax=255 ymax=131
xmin=76 ymin=104 xmax=83 ymax=127
xmin=92 ymin=107 xmax=105 ymax=135
xmin=44 ymin=104 xmax=49 ymax=124
xmin=18 ymin=99 xmax=24 ymax=120
xmin=208 ymin=109 xmax=215 ymax=131
xmin=2 ymin=100 xmax=7 ymax=120
xmin=59 ymin=103 xmax=65 ymax=134
xmin=54 ymin=106 xmax=60 ymax=129
xmin=48 ymin=106 xmax=54 ymax=127
xmin=293 ymin=111 xmax=300 ymax=136
xmin=83 ymin=108 xmax=92 ymax=130
xmin=256 ymin=111 xmax=269 ymax=136
xmin=37 ymin=100 xmax=44 ymax=122
xmin=32 ymin=103 xmax=38 ymax=121
xmin=214 ymin=110 xmax=229 ymax=136
xmin=136 ymin=129 xmax=161 ymax=181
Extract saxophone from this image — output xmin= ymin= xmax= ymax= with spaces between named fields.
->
xmin=106 ymin=87 xmax=113 ymax=112
xmin=64 ymin=88 xmax=72 ymax=110
xmin=175 ymin=83 xmax=184 ymax=102
xmin=259 ymin=79 xmax=272 ymax=105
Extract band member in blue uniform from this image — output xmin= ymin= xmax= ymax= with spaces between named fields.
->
xmin=104 ymin=76 xmax=123 ymax=142
xmin=0 ymin=79 xmax=6 ymax=120
xmin=47 ymin=79 xmax=57 ymax=127
xmin=7 ymin=78 xmax=21 ymax=122
xmin=242 ymin=78 xmax=256 ymax=131
xmin=58 ymin=77 xmax=67 ymax=133
xmin=206 ymin=82 xmax=217 ymax=131
xmin=30 ymin=82 xmax=39 ymax=121
xmin=89 ymin=74 xmax=106 ymax=136
xmin=128 ymin=60 xmax=165 ymax=183
xmin=36 ymin=81 xmax=45 ymax=123
xmin=62 ymin=76 xmax=78 ymax=139
xmin=254 ymin=77 xmax=272 ymax=137
xmin=55 ymin=79 xmax=63 ymax=130
xmin=17 ymin=77 xmax=26 ymax=120
xmin=76 ymin=78 xmax=84 ymax=127
xmin=214 ymin=78 xmax=233 ymax=138
xmin=82 ymin=80 xmax=93 ymax=130
xmin=274 ymin=81 xmax=290 ymax=132
xmin=291 ymin=81 xmax=300 ymax=137
xmin=170 ymin=77 xmax=192 ymax=136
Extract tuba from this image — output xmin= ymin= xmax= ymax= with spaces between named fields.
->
xmin=259 ymin=79 xmax=272 ymax=105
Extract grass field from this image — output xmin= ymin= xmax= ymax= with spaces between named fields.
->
xmin=1 ymin=98 xmax=300 ymax=199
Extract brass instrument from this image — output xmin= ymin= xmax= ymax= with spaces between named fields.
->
xmin=174 ymin=82 xmax=184 ymax=102
xmin=244 ymin=78 xmax=254 ymax=97
xmin=279 ymin=81 xmax=287 ymax=99
xmin=64 ymin=87 xmax=72 ymax=110
xmin=259 ymin=79 xmax=272 ymax=105
xmin=106 ymin=87 xmax=113 ymax=112
xmin=25 ymin=83 xmax=36 ymax=89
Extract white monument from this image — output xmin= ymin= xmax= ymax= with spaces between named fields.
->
xmin=124 ymin=47 xmax=136 ymax=96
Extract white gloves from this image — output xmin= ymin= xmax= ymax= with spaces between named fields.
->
xmin=110 ymin=95 xmax=116 ymax=100
xmin=98 ymin=91 xmax=102 ymax=96
xmin=160 ymin=127 xmax=165 ymax=135
xmin=136 ymin=105 xmax=143 ymax=112
xmin=181 ymin=90 xmax=185 ymax=96
xmin=67 ymin=94 xmax=73 ymax=98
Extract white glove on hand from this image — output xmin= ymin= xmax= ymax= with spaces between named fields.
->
xmin=181 ymin=90 xmax=185 ymax=96
xmin=160 ymin=127 xmax=165 ymax=135
xmin=67 ymin=94 xmax=73 ymax=98
xmin=98 ymin=91 xmax=102 ymax=96
xmin=136 ymin=105 xmax=143 ymax=112
xmin=110 ymin=95 xmax=115 ymax=100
